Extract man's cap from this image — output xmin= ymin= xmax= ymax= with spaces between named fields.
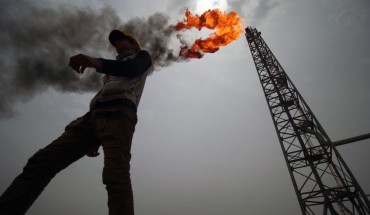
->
xmin=109 ymin=30 xmax=141 ymax=50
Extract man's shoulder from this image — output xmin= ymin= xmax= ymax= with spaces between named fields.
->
xmin=136 ymin=50 xmax=152 ymax=66
xmin=137 ymin=50 xmax=151 ymax=57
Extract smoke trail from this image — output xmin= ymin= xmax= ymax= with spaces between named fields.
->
xmin=120 ymin=13 xmax=179 ymax=67
xmin=0 ymin=2 xmax=179 ymax=118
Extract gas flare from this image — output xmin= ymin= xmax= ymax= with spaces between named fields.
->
xmin=175 ymin=8 xmax=243 ymax=58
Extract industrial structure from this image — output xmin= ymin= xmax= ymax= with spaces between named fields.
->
xmin=245 ymin=27 xmax=370 ymax=215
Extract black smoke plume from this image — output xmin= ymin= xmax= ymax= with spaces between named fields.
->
xmin=0 ymin=2 xmax=181 ymax=118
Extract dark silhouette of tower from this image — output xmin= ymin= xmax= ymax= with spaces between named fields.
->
xmin=245 ymin=27 xmax=370 ymax=215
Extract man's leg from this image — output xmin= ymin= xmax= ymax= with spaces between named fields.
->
xmin=102 ymin=138 xmax=134 ymax=215
xmin=93 ymin=107 xmax=137 ymax=215
xmin=0 ymin=114 xmax=99 ymax=215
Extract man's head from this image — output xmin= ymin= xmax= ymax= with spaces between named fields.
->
xmin=109 ymin=30 xmax=141 ymax=54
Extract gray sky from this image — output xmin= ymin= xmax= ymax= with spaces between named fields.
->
xmin=0 ymin=0 xmax=369 ymax=214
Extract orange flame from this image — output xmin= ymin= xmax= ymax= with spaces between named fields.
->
xmin=175 ymin=9 xmax=243 ymax=58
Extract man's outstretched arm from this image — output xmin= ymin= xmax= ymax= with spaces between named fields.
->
xmin=68 ymin=51 xmax=152 ymax=78
xmin=69 ymin=54 xmax=100 ymax=74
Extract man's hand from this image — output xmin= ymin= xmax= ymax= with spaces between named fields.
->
xmin=86 ymin=146 xmax=101 ymax=157
xmin=69 ymin=54 xmax=100 ymax=74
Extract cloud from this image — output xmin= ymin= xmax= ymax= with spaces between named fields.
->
xmin=229 ymin=0 xmax=280 ymax=25
xmin=323 ymin=0 xmax=370 ymax=27
xmin=194 ymin=0 xmax=229 ymax=13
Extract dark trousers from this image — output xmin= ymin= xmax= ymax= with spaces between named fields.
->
xmin=0 ymin=105 xmax=137 ymax=215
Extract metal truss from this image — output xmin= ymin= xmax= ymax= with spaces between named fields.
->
xmin=245 ymin=27 xmax=370 ymax=215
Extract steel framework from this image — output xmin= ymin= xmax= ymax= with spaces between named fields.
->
xmin=245 ymin=27 xmax=370 ymax=215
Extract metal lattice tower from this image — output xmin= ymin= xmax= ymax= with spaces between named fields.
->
xmin=245 ymin=27 xmax=370 ymax=215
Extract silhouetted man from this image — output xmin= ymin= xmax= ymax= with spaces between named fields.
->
xmin=0 ymin=30 xmax=153 ymax=215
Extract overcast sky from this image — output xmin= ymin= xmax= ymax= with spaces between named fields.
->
xmin=0 ymin=0 xmax=369 ymax=214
